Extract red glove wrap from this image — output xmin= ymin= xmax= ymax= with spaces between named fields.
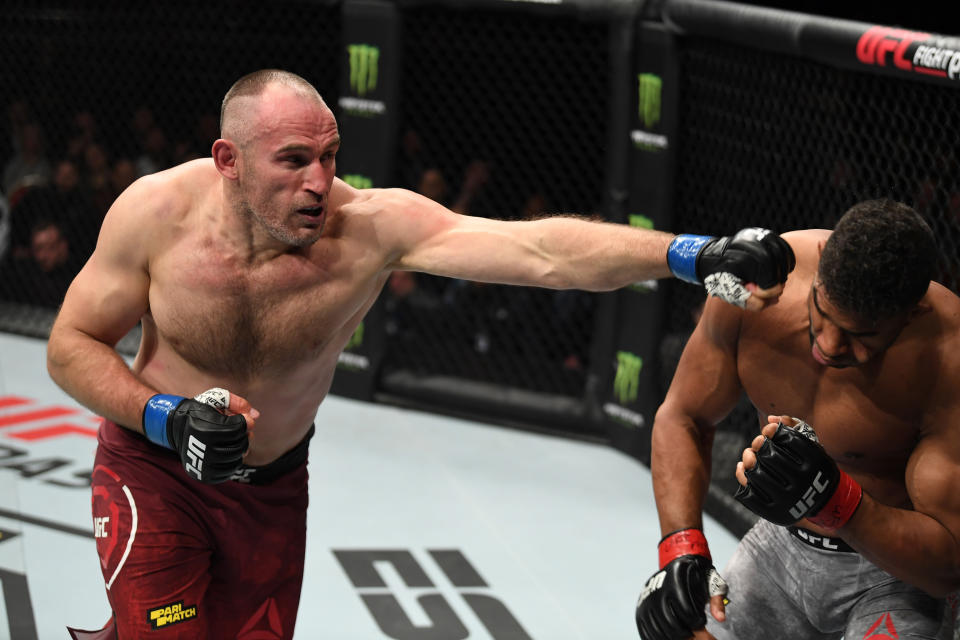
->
xmin=807 ymin=470 xmax=862 ymax=530
xmin=658 ymin=528 xmax=711 ymax=569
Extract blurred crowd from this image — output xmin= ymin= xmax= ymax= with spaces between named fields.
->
xmin=0 ymin=98 xmax=219 ymax=309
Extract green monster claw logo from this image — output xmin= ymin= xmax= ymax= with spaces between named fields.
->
xmin=346 ymin=322 xmax=364 ymax=351
xmin=343 ymin=174 xmax=373 ymax=189
xmin=637 ymin=73 xmax=662 ymax=130
xmin=628 ymin=214 xmax=654 ymax=230
xmin=614 ymin=351 xmax=643 ymax=405
xmin=348 ymin=44 xmax=380 ymax=97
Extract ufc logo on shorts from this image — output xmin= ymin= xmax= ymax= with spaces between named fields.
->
xmin=94 ymin=516 xmax=110 ymax=538
xmin=789 ymin=471 xmax=830 ymax=519
xmin=334 ymin=548 xmax=532 ymax=640
xmin=185 ymin=435 xmax=206 ymax=480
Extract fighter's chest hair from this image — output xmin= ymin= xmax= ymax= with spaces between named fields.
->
xmin=153 ymin=238 xmax=379 ymax=376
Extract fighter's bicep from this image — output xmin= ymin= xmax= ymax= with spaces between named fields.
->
xmin=905 ymin=428 xmax=960 ymax=543
xmin=55 ymin=197 xmax=152 ymax=346
xmin=664 ymin=297 xmax=745 ymax=424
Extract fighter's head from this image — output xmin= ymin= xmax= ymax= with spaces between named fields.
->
xmin=808 ymin=199 xmax=936 ymax=368
xmin=214 ymin=69 xmax=340 ymax=248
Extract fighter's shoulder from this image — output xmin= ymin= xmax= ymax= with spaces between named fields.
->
xmin=109 ymin=159 xmax=216 ymax=225
xmin=780 ymin=228 xmax=830 ymax=262
xmin=927 ymin=281 xmax=960 ymax=353
xmin=331 ymin=181 xmax=445 ymax=228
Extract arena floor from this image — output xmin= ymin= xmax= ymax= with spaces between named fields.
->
xmin=0 ymin=331 xmax=738 ymax=640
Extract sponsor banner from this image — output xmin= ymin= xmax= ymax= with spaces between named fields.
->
xmin=603 ymin=22 xmax=680 ymax=462
xmin=328 ymin=0 xmax=397 ymax=403
xmin=335 ymin=0 xmax=401 ymax=190
xmin=668 ymin=1 xmax=960 ymax=89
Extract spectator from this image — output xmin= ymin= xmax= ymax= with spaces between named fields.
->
xmin=82 ymin=142 xmax=114 ymax=216
xmin=2 ymin=121 xmax=51 ymax=205
xmin=63 ymin=109 xmax=100 ymax=164
xmin=0 ymin=218 xmax=79 ymax=308
xmin=135 ymin=126 xmax=170 ymax=177
xmin=384 ymin=270 xmax=443 ymax=344
xmin=110 ymin=157 xmax=137 ymax=197
xmin=53 ymin=157 xmax=101 ymax=261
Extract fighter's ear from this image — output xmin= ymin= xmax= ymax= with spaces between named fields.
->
xmin=212 ymin=139 xmax=239 ymax=179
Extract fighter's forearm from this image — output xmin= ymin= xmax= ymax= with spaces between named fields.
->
xmin=47 ymin=326 xmax=156 ymax=432
xmin=526 ymin=217 xmax=674 ymax=290
xmin=841 ymin=495 xmax=960 ymax=597
xmin=650 ymin=411 xmax=716 ymax=535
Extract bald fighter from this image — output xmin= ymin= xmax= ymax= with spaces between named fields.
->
xmin=636 ymin=200 xmax=960 ymax=640
xmin=48 ymin=69 xmax=793 ymax=638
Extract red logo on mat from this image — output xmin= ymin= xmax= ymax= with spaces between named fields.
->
xmin=863 ymin=612 xmax=898 ymax=639
xmin=0 ymin=395 xmax=99 ymax=440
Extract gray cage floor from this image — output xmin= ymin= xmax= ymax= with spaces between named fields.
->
xmin=0 ymin=331 xmax=738 ymax=639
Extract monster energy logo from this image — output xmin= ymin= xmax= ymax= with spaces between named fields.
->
xmin=613 ymin=351 xmax=642 ymax=405
xmin=340 ymin=44 xmax=387 ymax=116
xmin=349 ymin=44 xmax=379 ymax=97
xmin=343 ymin=174 xmax=373 ymax=190
xmin=638 ymin=73 xmax=661 ymax=130
xmin=631 ymin=73 xmax=667 ymax=150
xmin=338 ymin=323 xmax=370 ymax=371
xmin=346 ymin=322 xmax=364 ymax=350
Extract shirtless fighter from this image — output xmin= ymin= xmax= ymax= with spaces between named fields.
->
xmin=635 ymin=199 xmax=960 ymax=639
xmin=47 ymin=69 xmax=793 ymax=638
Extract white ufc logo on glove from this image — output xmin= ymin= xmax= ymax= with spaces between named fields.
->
xmin=789 ymin=471 xmax=830 ymax=519
xmin=185 ymin=435 xmax=207 ymax=480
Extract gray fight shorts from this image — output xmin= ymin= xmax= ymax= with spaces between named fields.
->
xmin=706 ymin=519 xmax=954 ymax=639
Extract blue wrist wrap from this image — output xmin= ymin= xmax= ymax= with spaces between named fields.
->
xmin=143 ymin=394 xmax=184 ymax=449
xmin=667 ymin=234 xmax=712 ymax=284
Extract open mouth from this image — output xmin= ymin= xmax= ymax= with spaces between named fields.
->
xmin=298 ymin=205 xmax=324 ymax=218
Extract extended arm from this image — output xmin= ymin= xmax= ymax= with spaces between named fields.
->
xmin=357 ymin=187 xmax=793 ymax=306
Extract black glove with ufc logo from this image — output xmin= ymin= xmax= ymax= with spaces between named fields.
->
xmin=142 ymin=388 xmax=248 ymax=483
xmin=734 ymin=418 xmax=862 ymax=530
xmin=667 ymin=228 xmax=795 ymax=308
xmin=635 ymin=529 xmax=728 ymax=640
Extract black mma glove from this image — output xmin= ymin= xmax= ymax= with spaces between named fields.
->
xmin=735 ymin=418 xmax=862 ymax=530
xmin=142 ymin=388 xmax=248 ymax=484
xmin=636 ymin=528 xmax=728 ymax=640
xmin=667 ymin=228 xmax=796 ymax=308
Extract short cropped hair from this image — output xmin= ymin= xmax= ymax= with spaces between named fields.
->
xmin=818 ymin=199 xmax=936 ymax=319
xmin=220 ymin=69 xmax=323 ymax=141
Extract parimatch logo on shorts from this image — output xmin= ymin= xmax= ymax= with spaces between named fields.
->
xmin=340 ymin=44 xmax=387 ymax=116
xmin=148 ymin=600 xmax=197 ymax=629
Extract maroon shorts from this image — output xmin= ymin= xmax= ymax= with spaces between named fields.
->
xmin=90 ymin=419 xmax=311 ymax=639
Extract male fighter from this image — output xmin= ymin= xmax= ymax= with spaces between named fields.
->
xmin=636 ymin=199 xmax=960 ymax=639
xmin=47 ymin=69 xmax=794 ymax=638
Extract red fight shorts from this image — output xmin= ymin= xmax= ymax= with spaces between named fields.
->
xmin=90 ymin=419 xmax=310 ymax=639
